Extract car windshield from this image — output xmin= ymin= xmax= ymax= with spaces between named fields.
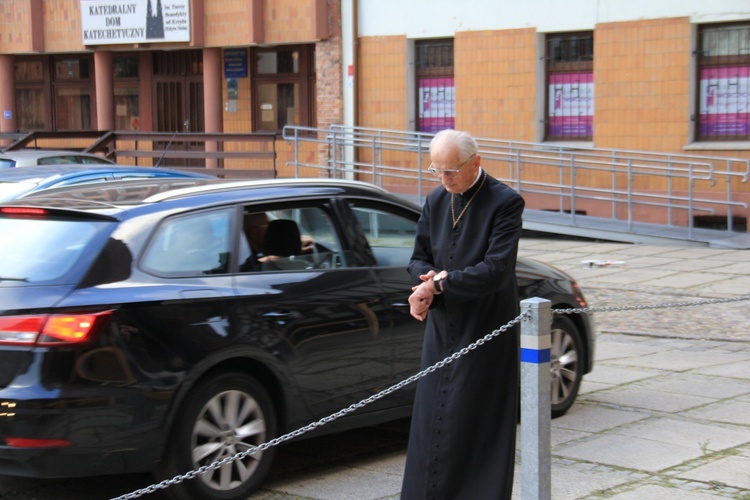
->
xmin=0 ymin=159 xmax=15 ymax=168
xmin=0 ymin=217 xmax=104 ymax=283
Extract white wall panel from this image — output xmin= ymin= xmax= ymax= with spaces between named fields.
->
xmin=358 ymin=0 xmax=750 ymax=37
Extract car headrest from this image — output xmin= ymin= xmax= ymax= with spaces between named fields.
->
xmin=262 ymin=219 xmax=302 ymax=257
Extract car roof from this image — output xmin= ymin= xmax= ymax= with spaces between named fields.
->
xmin=0 ymin=164 xmax=214 ymax=181
xmin=0 ymin=149 xmax=114 ymax=165
xmin=6 ymin=177 xmax=421 ymax=214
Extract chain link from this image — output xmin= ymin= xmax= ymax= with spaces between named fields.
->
xmin=113 ymin=293 xmax=750 ymax=499
xmin=553 ymin=294 xmax=750 ymax=316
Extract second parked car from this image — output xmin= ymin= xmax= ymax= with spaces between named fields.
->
xmin=0 ymin=178 xmax=594 ymax=499
xmin=0 ymin=164 xmax=213 ymax=201
xmin=0 ymin=149 xmax=114 ymax=168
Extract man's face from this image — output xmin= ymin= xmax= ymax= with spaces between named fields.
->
xmin=430 ymin=143 xmax=480 ymax=194
xmin=244 ymin=213 xmax=269 ymax=251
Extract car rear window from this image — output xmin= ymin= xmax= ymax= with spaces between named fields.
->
xmin=0 ymin=217 xmax=104 ymax=284
xmin=0 ymin=181 xmax=36 ymax=201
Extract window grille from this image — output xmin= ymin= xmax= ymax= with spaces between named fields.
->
xmin=545 ymin=33 xmax=594 ymax=141
xmin=416 ymin=39 xmax=454 ymax=133
xmin=696 ymin=23 xmax=750 ymax=141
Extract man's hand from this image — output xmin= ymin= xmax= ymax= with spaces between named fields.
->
xmin=408 ymin=269 xmax=446 ymax=321
xmin=300 ymin=235 xmax=315 ymax=253
xmin=409 ymin=282 xmax=434 ymax=321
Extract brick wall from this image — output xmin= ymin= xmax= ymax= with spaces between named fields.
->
xmin=0 ymin=0 xmax=32 ymax=52
xmin=315 ymin=0 xmax=343 ymax=130
xmin=595 ymin=17 xmax=692 ymax=153
xmin=456 ymin=28 xmax=537 ymax=141
xmin=358 ymin=36 xmax=408 ymax=130
xmin=204 ymin=0 xmax=253 ymax=45
xmin=43 ymin=0 xmax=85 ymax=52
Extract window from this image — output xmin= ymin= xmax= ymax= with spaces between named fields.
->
xmin=415 ymin=39 xmax=454 ymax=133
xmin=251 ymin=45 xmax=315 ymax=132
xmin=141 ymin=210 xmax=232 ymax=276
xmin=14 ymin=55 xmax=95 ymax=132
xmin=350 ymin=205 xmax=417 ymax=268
xmin=53 ymin=56 xmax=93 ymax=130
xmin=239 ymin=205 xmax=345 ymax=272
xmin=696 ymin=23 xmax=750 ymax=141
xmin=15 ymin=58 xmax=48 ymax=131
xmin=113 ymin=55 xmax=141 ymax=131
xmin=545 ymin=32 xmax=594 ymax=141
xmin=0 ymin=217 xmax=101 ymax=283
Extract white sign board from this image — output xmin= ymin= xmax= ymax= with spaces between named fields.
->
xmin=81 ymin=0 xmax=190 ymax=45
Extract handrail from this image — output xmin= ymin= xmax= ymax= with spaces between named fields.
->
xmin=0 ymin=130 xmax=278 ymax=176
xmin=283 ymin=124 xmax=749 ymax=242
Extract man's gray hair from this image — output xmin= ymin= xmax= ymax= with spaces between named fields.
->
xmin=429 ymin=129 xmax=478 ymax=161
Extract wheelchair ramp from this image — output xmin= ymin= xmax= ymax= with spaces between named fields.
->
xmin=522 ymin=208 xmax=750 ymax=249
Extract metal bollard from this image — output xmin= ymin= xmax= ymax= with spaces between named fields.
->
xmin=520 ymin=297 xmax=551 ymax=500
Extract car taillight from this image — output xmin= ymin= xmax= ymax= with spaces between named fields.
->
xmin=0 ymin=207 xmax=48 ymax=216
xmin=0 ymin=311 xmax=112 ymax=346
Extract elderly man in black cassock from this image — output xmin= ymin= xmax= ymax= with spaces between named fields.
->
xmin=402 ymin=129 xmax=525 ymax=500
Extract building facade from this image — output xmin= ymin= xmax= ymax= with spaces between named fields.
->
xmin=355 ymin=0 xmax=750 ymax=160
xmin=0 ymin=1 xmax=748 ymax=230
xmin=0 ymin=0 xmax=341 ymax=138
xmin=2 ymin=1 xmax=749 ymax=157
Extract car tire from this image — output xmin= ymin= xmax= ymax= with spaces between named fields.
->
xmin=156 ymin=371 xmax=277 ymax=500
xmin=550 ymin=315 xmax=584 ymax=418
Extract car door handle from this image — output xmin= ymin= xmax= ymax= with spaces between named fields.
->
xmin=389 ymin=301 xmax=410 ymax=308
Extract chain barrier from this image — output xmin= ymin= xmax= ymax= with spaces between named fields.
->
xmin=113 ymin=294 xmax=750 ymax=499
xmin=112 ymin=312 xmax=529 ymax=499
xmin=554 ymin=294 xmax=750 ymax=316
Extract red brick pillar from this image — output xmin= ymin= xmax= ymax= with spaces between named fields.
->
xmin=314 ymin=0 xmax=344 ymax=171
xmin=203 ymin=47 xmax=223 ymax=170
xmin=94 ymin=51 xmax=114 ymax=131
xmin=0 ymin=55 xmax=18 ymax=135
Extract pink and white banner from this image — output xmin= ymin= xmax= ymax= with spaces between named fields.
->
xmin=419 ymin=77 xmax=455 ymax=133
xmin=699 ymin=66 xmax=750 ymax=136
xmin=548 ymin=72 xmax=594 ymax=137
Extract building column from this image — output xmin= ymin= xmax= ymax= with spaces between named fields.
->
xmin=203 ymin=47 xmax=223 ymax=170
xmin=0 ymin=55 xmax=17 ymax=136
xmin=94 ymin=51 xmax=114 ymax=131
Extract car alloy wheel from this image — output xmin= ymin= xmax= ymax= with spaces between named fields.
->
xmin=157 ymin=371 xmax=277 ymax=500
xmin=550 ymin=315 xmax=584 ymax=418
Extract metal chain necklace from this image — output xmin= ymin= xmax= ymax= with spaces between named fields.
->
xmin=450 ymin=172 xmax=487 ymax=228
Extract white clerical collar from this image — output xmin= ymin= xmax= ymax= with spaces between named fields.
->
xmin=460 ymin=168 xmax=484 ymax=195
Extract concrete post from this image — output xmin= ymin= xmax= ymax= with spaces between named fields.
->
xmin=520 ymin=297 xmax=551 ymax=500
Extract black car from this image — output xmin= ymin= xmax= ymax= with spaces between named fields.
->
xmin=0 ymin=178 xmax=594 ymax=499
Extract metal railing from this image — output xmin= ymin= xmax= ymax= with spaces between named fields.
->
xmin=0 ymin=130 xmax=279 ymax=178
xmin=3 ymin=126 xmax=747 ymax=242
xmin=283 ymin=125 xmax=749 ymax=239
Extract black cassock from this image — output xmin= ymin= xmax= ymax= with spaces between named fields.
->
xmin=402 ymin=171 xmax=525 ymax=500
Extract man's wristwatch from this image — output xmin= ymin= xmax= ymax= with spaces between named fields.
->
xmin=433 ymin=273 xmax=444 ymax=294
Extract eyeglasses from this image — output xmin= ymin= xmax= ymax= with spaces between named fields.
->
xmin=427 ymin=154 xmax=476 ymax=178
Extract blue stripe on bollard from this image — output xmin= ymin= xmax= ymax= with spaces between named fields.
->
xmin=520 ymin=348 xmax=551 ymax=364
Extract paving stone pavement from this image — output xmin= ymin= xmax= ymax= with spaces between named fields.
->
xmin=251 ymin=237 xmax=750 ymax=500
xmin=2 ymin=237 xmax=747 ymax=500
